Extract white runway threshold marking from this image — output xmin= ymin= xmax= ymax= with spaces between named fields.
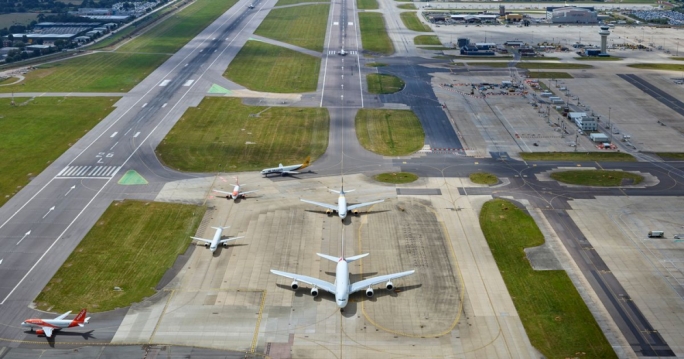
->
xmin=110 ymin=131 xmax=118 ymax=138
xmin=56 ymin=166 xmax=121 ymax=179
xmin=183 ymin=80 xmax=195 ymax=87
xmin=160 ymin=79 xmax=171 ymax=86
xmin=134 ymin=132 xmax=141 ymax=138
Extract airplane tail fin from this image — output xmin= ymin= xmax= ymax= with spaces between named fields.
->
xmin=301 ymin=156 xmax=311 ymax=169
xmin=71 ymin=309 xmax=87 ymax=326
xmin=279 ymin=163 xmax=284 ymax=168
xmin=317 ymin=253 xmax=339 ymax=262
xmin=345 ymin=253 xmax=369 ymax=263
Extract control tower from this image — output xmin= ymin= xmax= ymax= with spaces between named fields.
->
xmin=599 ymin=25 xmax=610 ymax=55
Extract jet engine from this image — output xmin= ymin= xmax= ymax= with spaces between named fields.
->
xmin=35 ymin=329 xmax=45 ymax=335
xmin=325 ymin=209 xmax=334 ymax=216
xmin=365 ymin=288 xmax=374 ymax=298
xmin=204 ymin=243 xmax=210 ymax=248
xmin=386 ymin=281 xmax=394 ymax=290
xmin=291 ymin=280 xmax=299 ymax=290
xmin=352 ymin=210 xmax=359 ymax=216
xmin=222 ymin=242 xmax=229 ymax=247
xmin=311 ymin=288 xmax=319 ymax=297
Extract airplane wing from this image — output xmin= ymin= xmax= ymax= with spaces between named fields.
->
xmin=270 ymin=269 xmax=336 ymax=294
xmin=190 ymin=237 xmax=212 ymax=244
xmin=54 ymin=311 xmax=71 ymax=320
xmin=300 ymin=199 xmax=337 ymax=211
xmin=347 ymin=199 xmax=384 ymax=211
xmin=350 ymin=270 xmax=416 ymax=294
xmin=239 ymin=190 xmax=258 ymax=195
xmin=212 ymin=189 xmax=231 ymax=195
xmin=42 ymin=327 xmax=54 ymax=338
xmin=282 ymin=171 xmax=299 ymax=175
xmin=218 ymin=236 xmax=244 ymax=245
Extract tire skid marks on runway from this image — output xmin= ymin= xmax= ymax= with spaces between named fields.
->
xmin=56 ymin=166 xmax=121 ymax=179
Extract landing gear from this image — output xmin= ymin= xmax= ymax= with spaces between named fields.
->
xmin=340 ymin=308 xmax=344 ymax=313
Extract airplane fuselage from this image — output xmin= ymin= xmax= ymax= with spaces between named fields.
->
xmin=335 ymin=259 xmax=350 ymax=308
xmin=231 ymin=185 xmax=240 ymax=200
xmin=261 ymin=164 xmax=301 ymax=176
xmin=21 ymin=319 xmax=72 ymax=331
xmin=209 ymin=228 xmax=223 ymax=252
xmin=338 ymin=194 xmax=347 ymax=219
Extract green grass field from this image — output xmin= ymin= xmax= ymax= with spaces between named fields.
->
xmin=374 ymin=172 xmax=418 ymax=183
xmin=157 ymin=97 xmax=329 ymax=172
xmin=255 ymin=4 xmax=329 ymax=52
xmin=628 ymin=63 xmax=684 ymax=71
xmin=414 ymin=35 xmax=441 ymax=46
xmin=224 ymin=40 xmax=320 ymax=93
xmin=574 ymin=56 xmax=622 ymax=61
xmin=355 ymin=109 xmax=424 ymax=156
xmin=550 ymin=170 xmax=643 ymax=186
xmin=400 ymin=12 xmax=432 ymax=32
xmin=0 ymin=97 xmax=118 ymax=207
xmin=357 ymin=0 xmax=379 ymax=9
xmin=480 ymin=199 xmax=617 ymax=359
xmin=276 ymin=0 xmax=328 ymax=5
xmin=35 ymin=200 xmax=205 ymax=313
xmin=520 ymin=152 xmax=636 ymax=162
xmin=469 ymin=172 xmax=498 ymax=185
xmin=0 ymin=53 xmax=167 ymax=93
xmin=466 ymin=62 xmax=509 ymax=68
xmin=366 ymin=73 xmax=405 ymax=94
xmin=366 ymin=62 xmax=387 ymax=67
xmin=397 ymin=3 xmax=416 ymax=9
xmin=527 ymin=72 xmax=573 ymax=78
xmin=358 ymin=13 xmax=394 ymax=55
xmin=671 ymin=57 xmax=684 ymax=61
xmin=517 ymin=62 xmax=592 ymax=69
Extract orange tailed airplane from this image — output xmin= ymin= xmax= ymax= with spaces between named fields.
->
xmin=21 ymin=308 xmax=90 ymax=337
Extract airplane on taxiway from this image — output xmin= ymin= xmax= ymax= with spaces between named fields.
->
xmin=270 ymin=245 xmax=415 ymax=311
xmin=191 ymin=226 xmax=244 ymax=253
xmin=261 ymin=156 xmax=310 ymax=177
xmin=213 ymin=176 xmax=257 ymax=200
xmin=21 ymin=309 xmax=90 ymax=337
xmin=300 ymin=178 xmax=384 ymax=221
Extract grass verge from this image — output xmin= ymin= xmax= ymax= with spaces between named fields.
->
xmin=574 ymin=56 xmax=622 ymax=61
xmin=466 ymin=62 xmax=509 ymax=68
xmin=520 ymin=152 xmax=636 ymax=162
xmin=469 ymin=172 xmax=498 ymax=185
xmin=627 ymin=63 xmax=684 ymax=71
xmin=157 ymin=97 xmax=329 ymax=172
xmin=655 ymin=152 xmax=684 ymax=160
xmin=0 ymin=97 xmax=118 ymax=207
xmin=400 ymin=12 xmax=432 ymax=32
xmin=527 ymin=72 xmax=573 ymax=79
xmin=480 ymin=199 xmax=617 ymax=359
xmin=366 ymin=62 xmax=387 ymax=67
xmin=550 ymin=170 xmax=643 ymax=186
xmin=414 ymin=35 xmax=441 ymax=46
xmin=517 ymin=62 xmax=592 ymax=69
xmin=276 ymin=0 xmax=328 ymax=5
xmin=366 ymin=73 xmax=405 ymax=94
xmin=355 ymin=109 xmax=424 ymax=156
xmin=35 ymin=200 xmax=205 ymax=313
xmin=224 ymin=40 xmax=320 ymax=93
xmin=374 ymin=172 xmax=418 ymax=183
xmin=357 ymin=0 xmax=379 ymax=9
xmin=359 ymin=13 xmax=394 ymax=55
xmin=255 ymin=4 xmax=329 ymax=52
xmin=397 ymin=3 xmax=416 ymax=9
xmin=671 ymin=57 xmax=684 ymax=61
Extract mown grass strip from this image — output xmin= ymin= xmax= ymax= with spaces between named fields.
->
xmin=414 ymin=35 xmax=441 ymax=46
xmin=366 ymin=73 xmax=404 ymax=94
xmin=550 ymin=170 xmax=643 ymax=186
xmin=655 ymin=152 xmax=684 ymax=160
xmin=374 ymin=172 xmax=418 ymax=183
xmin=357 ymin=0 xmax=379 ymax=9
xmin=520 ymin=152 xmax=636 ymax=162
xmin=400 ymin=12 xmax=432 ymax=32
xmin=469 ymin=172 xmax=498 ymax=185
xmin=35 ymin=200 xmax=205 ymax=313
xmin=355 ymin=109 xmax=424 ymax=156
xmin=397 ymin=3 xmax=416 ymax=9
xmin=0 ymin=97 xmax=118 ymax=207
xmin=157 ymin=97 xmax=329 ymax=172
xmin=627 ymin=63 xmax=684 ymax=71
xmin=276 ymin=0 xmax=329 ymax=5
xmin=255 ymin=4 xmax=329 ymax=52
xmin=359 ymin=13 xmax=394 ymax=55
xmin=527 ymin=71 xmax=573 ymax=79
xmin=224 ymin=40 xmax=320 ymax=93
xmin=517 ymin=62 xmax=592 ymax=69
xmin=480 ymin=199 xmax=617 ymax=359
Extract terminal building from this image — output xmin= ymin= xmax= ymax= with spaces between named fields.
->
xmin=549 ymin=7 xmax=598 ymax=24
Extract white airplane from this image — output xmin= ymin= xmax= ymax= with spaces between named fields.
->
xmin=191 ymin=226 xmax=244 ymax=253
xmin=21 ymin=309 xmax=90 ymax=337
xmin=270 ymin=250 xmax=415 ymax=311
xmin=261 ymin=156 xmax=310 ymax=177
xmin=300 ymin=179 xmax=384 ymax=221
xmin=213 ymin=176 xmax=257 ymax=200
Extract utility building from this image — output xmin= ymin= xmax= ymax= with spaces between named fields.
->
xmin=551 ymin=7 xmax=598 ymax=24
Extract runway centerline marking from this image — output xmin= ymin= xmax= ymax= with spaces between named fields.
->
xmin=110 ymin=132 xmax=118 ymax=138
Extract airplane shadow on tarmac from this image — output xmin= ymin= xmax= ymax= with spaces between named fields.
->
xmin=303 ymin=210 xmax=390 ymax=226
xmin=210 ymin=243 xmax=248 ymax=257
xmin=29 ymin=330 xmax=96 ymax=347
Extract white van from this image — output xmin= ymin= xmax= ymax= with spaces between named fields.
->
xmin=648 ymin=230 xmax=664 ymax=238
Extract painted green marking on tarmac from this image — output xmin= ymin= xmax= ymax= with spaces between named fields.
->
xmin=208 ymin=84 xmax=231 ymax=94
xmin=118 ymin=170 xmax=148 ymax=185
